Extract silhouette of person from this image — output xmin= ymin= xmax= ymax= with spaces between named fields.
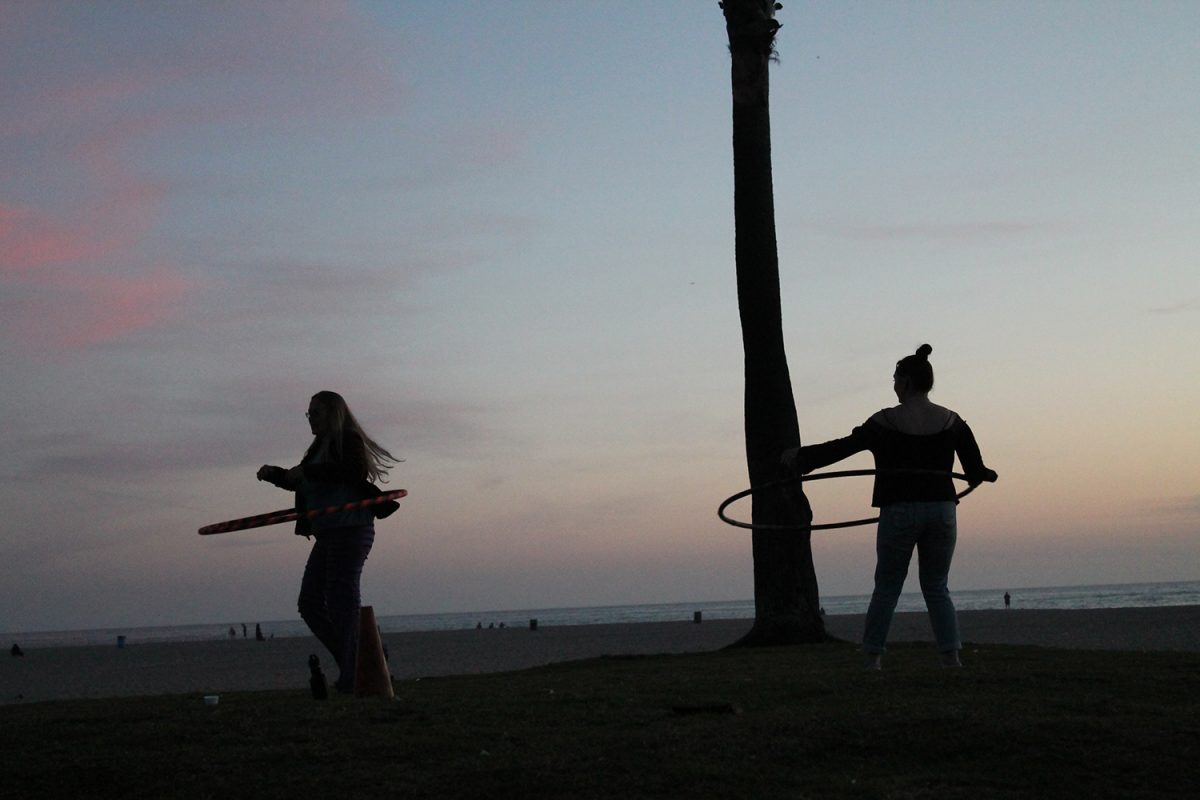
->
xmin=783 ymin=345 xmax=997 ymax=669
xmin=257 ymin=390 xmax=400 ymax=693
xmin=255 ymin=623 xmax=265 ymax=641
xmin=1004 ymin=591 xmax=1011 ymax=609
xmin=242 ymin=623 xmax=247 ymax=638
xmin=10 ymin=643 xmax=23 ymax=657
xmin=228 ymin=626 xmax=236 ymax=639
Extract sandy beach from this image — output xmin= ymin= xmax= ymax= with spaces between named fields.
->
xmin=3 ymin=606 xmax=1198 ymax=705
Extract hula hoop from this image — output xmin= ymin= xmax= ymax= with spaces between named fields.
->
xmin=198 ymin=489 xmax=407 ymax=536
xmin=718 ymin=470 xmax=976 ymax=532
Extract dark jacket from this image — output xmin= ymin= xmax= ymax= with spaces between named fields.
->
xmin=267 ymin=431 xmax=385 ymax=535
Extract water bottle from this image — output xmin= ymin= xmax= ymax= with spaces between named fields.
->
xmin=308 ymin=654 xmax=328 ymax=700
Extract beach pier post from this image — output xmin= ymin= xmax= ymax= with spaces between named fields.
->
xmin=353 ymin=606 xmax=394 ymax=699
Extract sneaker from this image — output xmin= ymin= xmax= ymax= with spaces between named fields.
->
xmin=863 ymin=653 xmax=882 ymax=671
xmin=939 ymin=650 xmax=963 ymax=668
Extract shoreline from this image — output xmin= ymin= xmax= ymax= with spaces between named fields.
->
xmin=3 ymin=605 xmax=1199 ymax=705
xmin=10 ymin=577 xmax=1198 ymax=648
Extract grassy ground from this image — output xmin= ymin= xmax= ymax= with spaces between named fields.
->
xmin=3 ymin=641 xmax=1198 ymax=799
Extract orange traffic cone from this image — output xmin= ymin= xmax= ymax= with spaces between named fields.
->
xmin=354 ymin=605 xmax=394 ymax=699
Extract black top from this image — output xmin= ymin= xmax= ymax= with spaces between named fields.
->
xmin=261 ymin=430 xmax=369 ymax=492
xmin=300 ymin=430 xmax=369 ymax=484
xmin=260 ymin=431 xmax=376 ymax=535
xmin=798 ymin=411 xmax=995 ymax=507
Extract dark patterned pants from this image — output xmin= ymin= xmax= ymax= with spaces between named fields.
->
xmin=298 ymin=525 xmax=375 ymax=691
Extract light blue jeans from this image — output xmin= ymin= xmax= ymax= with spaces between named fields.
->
xmin=863 ymin=501 xmax=960 ymax=654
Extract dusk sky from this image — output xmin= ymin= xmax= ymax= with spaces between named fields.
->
xmin=3 ymin=1 xmax=1197 ymax=633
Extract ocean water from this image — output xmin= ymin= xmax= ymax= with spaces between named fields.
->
xmin=6 ymin=580 xmax=1199 ymax=650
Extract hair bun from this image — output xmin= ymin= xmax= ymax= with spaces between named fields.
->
xmin=915 ymin=344 xmax=933 ymax=359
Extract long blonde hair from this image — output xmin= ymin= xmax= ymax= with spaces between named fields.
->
xmin=307 ymin=390 xmax=401 ymax=483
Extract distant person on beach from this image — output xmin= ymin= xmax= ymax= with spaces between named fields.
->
xmin=257 ymin=390 xmax=400 ymax=693
xmin=10 ymin=643 xmax=23 ymax=657
xmin=1005 ymin=592 xmax=1011 ymax=609
xmin=783 ymin=345 xmax=997 ymax=669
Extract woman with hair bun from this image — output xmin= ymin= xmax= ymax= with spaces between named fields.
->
xmin=257 ymin=391 xmax=400 ymax=692
xmin=782 ymin=345 xmax=997 ymax=669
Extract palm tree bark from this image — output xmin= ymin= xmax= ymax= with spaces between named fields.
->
xmin=722 ymin=0 xmax=825 ymax=645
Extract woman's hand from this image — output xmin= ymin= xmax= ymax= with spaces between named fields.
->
xmin=257 ymin=464 xmax=304 ymax=488
xmin=968 ymin=468 xmax=998 ymax=487
xmin=257 ymin=465 xmax=282 ymax=482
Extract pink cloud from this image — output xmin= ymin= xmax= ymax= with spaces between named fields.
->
xmin=1 ymin=1 xmax=408 ymax=353
xmin=0 ymin=120 xmax=175 ymax=351
xmin=0 ymin=203 xmax=127 ymax=272
xmin=3 ymin=263 xmax=191 ymax=351
xmin=52 ymin=266 xmax=192 ymax=349
xmin=3 ymin=73 xmax=184 ymax=139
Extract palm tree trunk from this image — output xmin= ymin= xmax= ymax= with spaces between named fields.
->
xmin=722 ymin=0 xmax=825 ymax=645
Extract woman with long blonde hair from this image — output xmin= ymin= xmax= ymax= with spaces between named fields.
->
xmin=258 ymin=390 xmax=400 ymax=692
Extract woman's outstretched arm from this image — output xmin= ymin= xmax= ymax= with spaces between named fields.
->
xmin=256 ymin=464 xmax=298 ymax=490
xmin=781 ymin=425 xmax=872 ymax=474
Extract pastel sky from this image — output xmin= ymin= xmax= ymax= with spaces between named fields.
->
xmin=2 ymin=1 xmax=1197 ymax=632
